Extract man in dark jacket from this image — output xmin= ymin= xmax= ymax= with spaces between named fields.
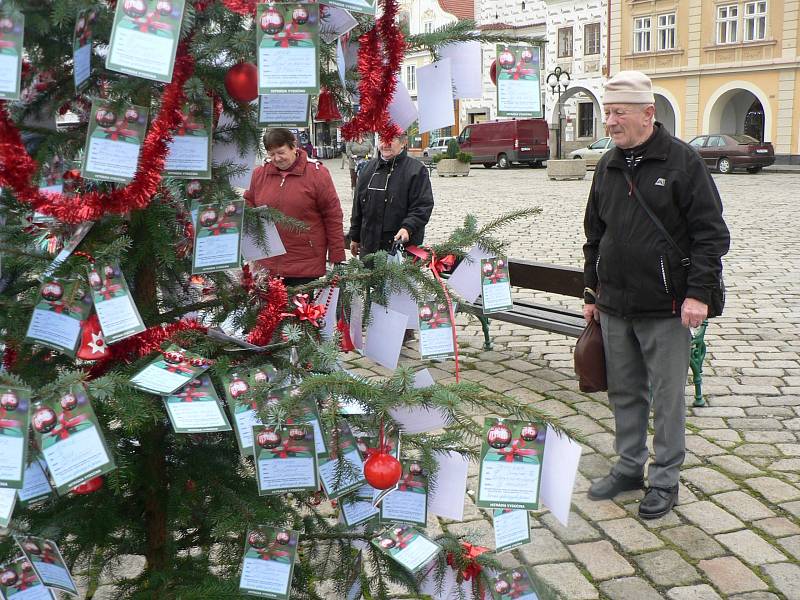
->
xmin=348 ymin=133 xmax=434 ymax=257
xmin=583 ymin=71 xmax=730 ymax=519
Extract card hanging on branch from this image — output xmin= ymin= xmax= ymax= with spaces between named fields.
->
xmin=492 ymin=508 xmax=531 ymax=553
xmin=212 ymin=112 xmax=260 ymax=189
xmin=106 ymin=0 xmax=185 ymax=83
xmin=256 ymin=3 xmax=320 ymax=95
xmin=388 ymin=76 xmax=418 ymax=132
xmin=440 ymin=41 xmax=483 ymax=100
xmin=417 ymin=59 xmax=455 ymax=134
xmin=325 ymin=0 xmax=376 ymax=16
xmin=0 ymin=487 xmax=15 ymax=528
xmin=31 ymin=386 xmax=116 ymax=496
xmin=14 ymin=535 xmax=79 ymax=596
xmin=162 ymin=374 xmax=232 ymax=434
xmin=223 ymin=367 xmax=274 ymax=457
xmin=87 ymin=262 xmax=146 ymax=344
xmin=379 ymin=460 xmax=428 ymax=527
xmin=447 ymin=245 xmax=496 ymax=304
xmin=192 ymin=200 xmax=244 ymax=274
xmin=0 ymin=385 xmax=32 ymax=489
xmin=340 ymin=486 xmax=379 ymax=527
xmin=318 ymin=5 xmax=358 ymax=44
xmin=0 ymin=557 xmax=53 ymax=600
xmin=496 ymin=44 xmax=543 ymax=118
xmin=73 ymin=8 xmax=97 ymax=92
xmin=489 ymin=566 xmax=542 ymax=600
xmin=17 ymin=455 xmax=53 ymax=506
xmin=371 ymin=525 xmax=441 ymax=575
xmin=364 ymin=302 xmax=407 ymax=370
xmin=257 ymin=93 xmax=310 ymax=127
xmin=129 ymin=344 xmax=212 ymax=396
xmin=253 ymin=424 xmax=319 ymax=496
xmin=0 ymin=10 xmax=23 ymax=101
xmin=316 ymin=420 xmax=365 ymax=500
xmin=37 ymin=155 xmax=66 ymax=199
xmin=164 ymin=99 xmax=213 ymax=179
xmin=418 ymin=300 xmax=455 ymax=360
xmin=80 ymin=100 xmax=149 ymax=184
xmin=24 ymin=278 xmax=93 ymax=357
xmin=481 ymin=257 xmax=513 ymax=314
xmin=239 ymin=527 xmax=299 ymax=599
xmin=428 ymin=450 xmax=468 ymax=521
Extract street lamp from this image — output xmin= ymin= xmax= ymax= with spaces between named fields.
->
xmin=546 ymin=67 xmax=571 ymax=160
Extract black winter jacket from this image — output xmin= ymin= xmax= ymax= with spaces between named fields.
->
xmin=349 ymin=150 xmax=434 ymax=254
xmin=583 ymin=124 xmax=730 ymax=319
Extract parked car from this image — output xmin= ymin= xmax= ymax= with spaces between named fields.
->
xmin=456 ymin=119 xmax=549 ymax=169
xmin=688 ymin=134 xmax=774 ymax=173
xmin=568 ymin=137 xmax=615 ymax=167
xmin=422 ymin=136 xmax=456 ymax=158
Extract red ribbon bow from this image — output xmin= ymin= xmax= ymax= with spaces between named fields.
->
xmin=398 ymin=472 xmax=424 ymax=492
xmin=133 ymin=11 xmax=173 ymax=34
xmin=272 ymin=23 xmax=311 ymax=48
xmin=0 ymin=417 xmax=21 ymax=429
xmin=102 ymin=120 xmax=138 ymax=142
xmin=256 ymin=544 xmax=291 ymax=561
xmin=283 ymin=294 xmax=326 ymax=328
xmin=207 ymin=219 xmax=236 ymax=236
xmin=17 ymin=570 xmax=38 ymax=591
xmin=97 ymin=282 xmax=123 ymax=301
xmin=512 ymin=64 xmax=533 ymax=80
xmin=52 ymin=411 xmax=90 ymax=440
xmin=497 ymin=439 xmax=538 ymax=463
xmin=487 ymin=269 xmax=506 ymax=284
xmin=177 ymin=388 xmax=206 ymax=402
xmin=269 ymin=438 xmax=309 ymax=459
xmin=446 ymin=541 xmax=489 ymax=583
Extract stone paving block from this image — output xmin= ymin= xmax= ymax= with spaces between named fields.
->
xmin=745 ymin=476 xmax=800 ymax=503
xmin=692 ymin=406 xmax=746 ymax=418
xmin=682 ymin=467 xmax=738 ymax=494
xmin=516 ymin=529 xmax=570 ymax=565
xmin=571 ymin=494 xmax=628 ymax=521
xmin=633 ymin=549 xmax=700 ymax=586
xmin=715 ymin=529 xmax=787 ymax=565
xmin=559 ymin=414 xmax=606 ymax=436
xmin=734 ymin=444 xmax=782 ymax=457
xmin=666 ymin=585 xmax=723 ymax=600
xmin=596 ymin=517 xmax=664 ymax=553
xmin=708 ymin=455 xmax=763 ymax=477
xmin=776 ymin=443 xmax=800 ymax=455
xmin=568 ymin=540 xmax=635 ymax=581
xmin=710 ymin=491 xmax=775 ymax=521
xmin=585 ymin=432 xmax=616 ymax=456
xmin=674 ymin=501 xmax=745 ymax=534
xmin=526 ymin=398 xmax=575 ymax=417
xmin=599 ymin=577 xmax=663 ymax=600
xmin=685 ymin=436 xmax=727 ymax=457
xmin=540 ymin=511 xmax=601 ymax=544
xmin=573 ymin=401 xmax=614 ymax=420
xmin=445 ymin=519 xmax=495 ymax=550
xmin=753 ymin=516 xmax=800 ymax=537
xmin=781 ymin=500 xmax=800 ymax=518
xmin=744 ymin=431 xmax=797 ymax=443
xmin=769 ymin=458 xmax=800 ymax=471
xmin=728 ymin=593 xmax=780 ymax=600
xmin=777 ymin=534 xmax=800 ymax=561
xmin=687 ymin=417 xmax=727 ymax=429
xmin=700 ymin=428 xmax=741 ymax=443
xmin=578 ymin=453 xmax=613 ymax=479
xmin=762 ymin=562 xmax=800 ymax=600
xmin=531 ymin=563 xmax=598 ymax=599
xmin=697 ymin=556 xmax=769 ymax=595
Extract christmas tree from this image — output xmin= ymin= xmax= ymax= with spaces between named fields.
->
xmin=0 ymin=1 xmax=556 ymax=598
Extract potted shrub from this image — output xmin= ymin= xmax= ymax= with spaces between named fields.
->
xmin=434 ymin=138 xmax=472 ymax=177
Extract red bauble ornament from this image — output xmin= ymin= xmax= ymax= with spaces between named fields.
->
xmin=156 ymin=0 xmax=173 ymax=15
xmin=123 ymin=0 xmax=148 ymax=18
xmin=419 ymin=306 xmax=433 ymax=321
xmin=95 ymin=108 xmax=116 ymax=128
xmin=288 ymin=427 xmax=306 ymax=441
xmin=520 ymin=423 xmax=539 ymax=441
xmin=124 ymin=108 xmax=140 ymax=123
xmin=41 ymin=282 xmax=63 ymax=301
xmin=224 ymin=62 xmax=258 ymax=103
xmin=494 ymin=580 xmax=510 ymax=594
xmin=498 ymin=50 xmax=515 ymax=70
xmin=186 ymin=179 xmax=203 ymax=198
xmin=257 ymin=429 xmax=282 ymax=449
xmin=0 ymin=568 xmax=18 ymax=587
xmin=260 ymin=7 xmax=284 ymax=34
xmin=292 ymin=5 xmax=309 ymax=25
xmin=104 ymin=265 xmax=118 ymax=279
xmin=512 ymin=570 xmax=524 ymax=581
xmin=32 ymin=406 xmax=57 ymax=433
xmin=0 ymin=390 xmax=19 ymax=410
xmin=88 ymin=269 xmax=102 ymax=290
xmin=77 ymin=313 xmax=108 ymax=360
xmin=521 ymin=48 xmax=533 ymax=63
xmin=276 ymin=531 xmax=290 ymax=544
xmin=199 ymin=208 xmax=218 ymax=227
xmin=60 ymin=392 xmax=78 ymax=411
xmin=487 ymin=422 xmax=512 ymax=449
xmin=379 ymin=538 xmax=396 ymax=549
xmin=189 ymin=378 xmax=203 ymax=388
xmin=254 ymin=369 xmax=270 ymax=383
xmin=409 ymin=462 xmax=423 ymax=475
xmin=0 ymin=18 xmax=14 ymax=33
xmin=248 ymin=531 xmax=267 ymax=548
xmin=228 ymin=376 xmax=249 ymax=398
xmin=482 ymin=261 xmax=495 ymax=276
xmin=224 ymin=203 xmax=239 ymax=217
xmin=22 ymin=540 xmax=41 ymax=555
xmin=363 ymin=452 xmax=402 ymax=490
xmin=72 ymin=475 xmax=104 ymax=495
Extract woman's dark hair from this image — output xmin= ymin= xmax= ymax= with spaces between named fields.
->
xmin=263 ymin=128 xmax=296 ymax=151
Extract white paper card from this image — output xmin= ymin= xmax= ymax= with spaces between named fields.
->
xmin=212 ymin=113 xmax=260 ymax=189
xmin=319 ymin=6 xmax=358 ymax=44
xmin=336 ymin=37 xmax=347 ymax=88
xmin=258 ymin=94 xmax=309 ymax=125
xmin=18 ymin=459 xmax=51 ymax=503
xmin=165 ymin=135 xmax=210 ymax=173
xmin=540 ymin=426 xmax=581 ymax=527
xmin=341 ymin=496 xmax=379 ymax=527
xmin=447 ymin=245 xmax=495 ymax=304
xmin=440 ymin=41 xmax=482 ymax=99
xmin=85 ymin=136 xmax=140 ymax=180
xmin=0 ymin=487 xmax=16 ymax=527
xmin=240 ymin=556 xmax=291 ymax=596
xmin=241 ymin=221 xmax=287 ymax=261
xmin=365 ymin=303 xmax=408 ymax=370
xmin=130 ymin=365 xmax=193 ymax=395
xmin=25 ymin=310 xmax=81 ymax=353
xmin=493 ymin=509 xmax=530 ymax=553
xmin=388 ymin=77 xmax=418 ymax=131
xmin=317 ymin=286 xmax=340 ymax=340
xmin=387 ymin=290 xmax=420 ymax=331
xmin=417 ymin=59 xmax=455 ymax=134
xmin=73 ymin=44 xmax=91 ymax=90
xmin=349 ymin=295 xmax=364 ymax=351
xmin=0 ymin=433 xmax=24 ymax=483
xmin=42 ymin=427 xmax=111 ymax=490
xmin=94 ymin=294 xmax=143 ymax=342
xmin=428 ymin=451 xmax=468 ymax=521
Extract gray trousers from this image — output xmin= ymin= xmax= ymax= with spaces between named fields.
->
xmin=599 ymin=311 xmax=691 ymax=488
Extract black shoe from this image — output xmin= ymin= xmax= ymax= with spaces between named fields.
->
xmin=639 ymin=485 xmax=679 ymax=519
xmin=587 ymin=472 xmax=645 ymax=500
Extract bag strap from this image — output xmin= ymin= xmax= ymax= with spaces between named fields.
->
xmin=622 ymin=170 xmax=691 ymax=268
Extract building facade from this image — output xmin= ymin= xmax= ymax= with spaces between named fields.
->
xmin=613 ymin=0 xmax=800 ymax=162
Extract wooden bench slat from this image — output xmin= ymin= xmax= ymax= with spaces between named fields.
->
xmin=508 ymin=259 xmax=584 ymax=298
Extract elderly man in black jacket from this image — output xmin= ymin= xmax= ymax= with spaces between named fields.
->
xmin=348 ymin=133 xmax=433 ymax=257
xmin=583 ymin=71 xmax=730 ymax=519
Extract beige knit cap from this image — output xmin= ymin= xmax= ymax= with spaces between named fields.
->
xmin=603 ymin=71 xmax=655 ymax=104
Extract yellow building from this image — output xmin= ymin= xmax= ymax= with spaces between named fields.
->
xmin=611 ymin=0 xmax=800 ymax=162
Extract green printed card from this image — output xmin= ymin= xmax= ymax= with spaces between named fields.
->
xmin=222 ymin=367 xmax=278 ymax=457
xmin=379 ymin=460 xmax=427 ymax=527
xmin=492 ymin=508 xmax=531 ymax=553
xmin=14 ymin=535 xmax=78 ymax=596
xmin=31 ymin=387 xmax=115 ymax=496
xmin=481 ymin=256 xmax=513 ymax=313
xmin=239 ymin=527 xmax=299 ymax=599
xmin=0 ymin=385 xmax=32 ymax=489
xmin=496 ymin=44 xmax=542 ymax=118
xmin=192 ymin=201 xmax=244 ymax=274
xmin=87 ymin=262 xmax=146 ymax=344
xmin=317 ymin=421 xmax=365 ymax=500
xmin=490 ymin=566 xmax=541 ymax=600
xmin=0 ymin=557 xmax=52 ymax=599
xmin=81 ymin=100 xmax=149 ymax=183
xmin=371 ymin=525 xmax=440 ymax=575
xmin=129 ymin=345 xmax=212 ymax=396
xmin=163 ymin=375 xmax=231 ymax=434
xmin=165 ymin=99 xmax=213 ymax=179
xmin=73 ymin=8 xmax=97 ymax=91
xmin=256 ymin=3 xmax=319 ymax=95
xmin=25 ymin=279 xmax=92 ymax=357
xmin=0 ymin=11 xmax=23 ymax=101
xmin=417 ymin=300 xmax=455 ymax=360
xmin=254 ymin=424 xmax=318 ymax=495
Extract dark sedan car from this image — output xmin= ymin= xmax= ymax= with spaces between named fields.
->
xmin=688 ymin=134 xmax=774 ymax=174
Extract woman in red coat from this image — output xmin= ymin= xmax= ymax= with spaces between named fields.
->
xmin=244 ymin=128 xmax=346 ymax=286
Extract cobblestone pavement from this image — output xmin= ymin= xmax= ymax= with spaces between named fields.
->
xmin=327 ymin=159 xmax=800 ymax=599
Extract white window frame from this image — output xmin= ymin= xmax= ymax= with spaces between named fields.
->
xmin=405 ymin=64 xmax=416 ymax=92
xmin=744 ymin=1 xmax=767 ymax=41
xmin=584 ymin=22 xmax=601 ymax=55
xmin=717 ymin=4 xmax=739 ymax=44
xmin=558 ymin=26 xmax=574 ymax=58
xmin=657 ymin=13 xmax=676 ymax=50
xmin=633 ymin=17 xmax=652 ymax=53
xmin=423 ymin=20 xmax=433 ymax=34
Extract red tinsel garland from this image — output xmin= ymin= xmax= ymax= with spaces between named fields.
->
xmin=0 ymin=44 xmax=195 ymax=224
xmin=221 ymin=0 xmax=257 ymax=15
xmin=246 ymin=273 xmax=289 ymax=346
xmin=342 ymin=0 xmax=405 ymax=142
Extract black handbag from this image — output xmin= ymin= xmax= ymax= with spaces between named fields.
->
xmin=622 ymin=171 xmax=725 ymax=318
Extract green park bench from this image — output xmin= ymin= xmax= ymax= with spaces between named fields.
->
xmin=457 ymin=258 xmax=710 ymax=407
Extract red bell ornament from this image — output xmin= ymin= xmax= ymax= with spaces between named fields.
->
xmin=71 ymin=475 xmax=104 ymax=495
xmin=363 ymin=452 xmax=402 ymax=490
xmin=77 ymin=313 xmax=108 ymax=360
xmin=315 ymin=88 xmax=341 ymax=122
xmin=224 ymin=62 xmax=259 ymax=103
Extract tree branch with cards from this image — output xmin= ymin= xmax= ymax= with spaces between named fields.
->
xmin=0 ymin=1 xmax=579 ymax=599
